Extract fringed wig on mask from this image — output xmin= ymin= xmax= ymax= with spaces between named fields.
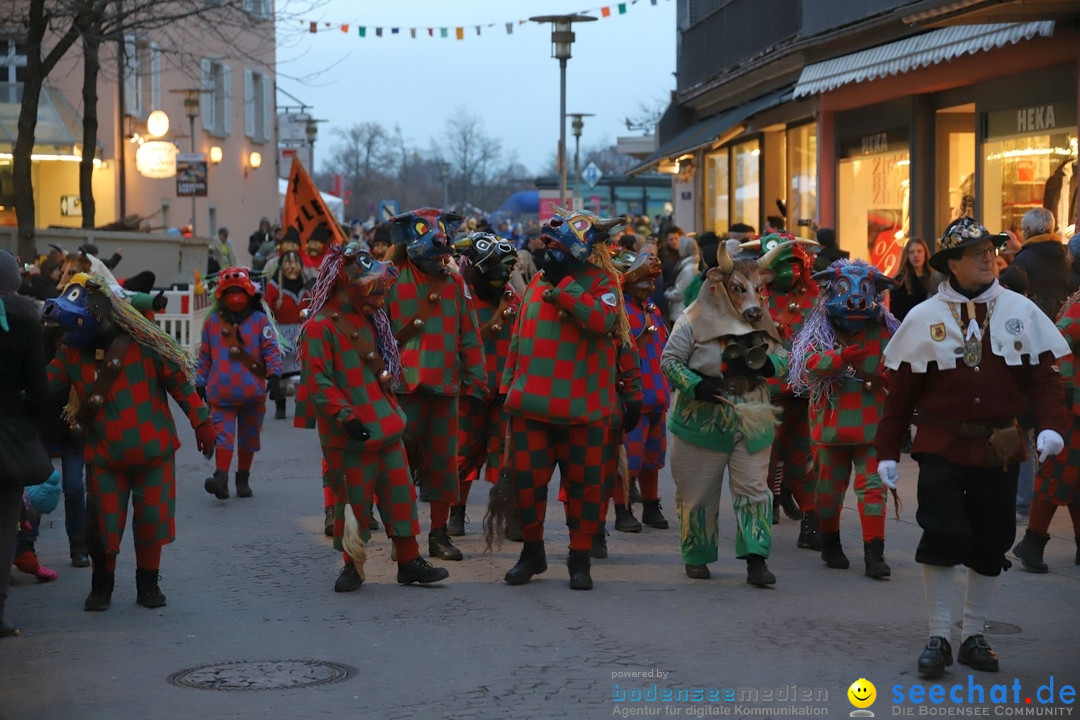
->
xmin=387 ymin=207 xmax=464 ymax=274
xmin=458 ymin=231 xmax=519 ymax=303
xmin=303 ymin=242 xmax=403 ymax=388
xmin=788 ymin=258 xmax=899 ymax=407
xmin=612 ymin=250 xmax=662 ymax=301
xmin=43 ymin=273 xmax=194 ymax=376
xmin=739 ymin=233 xmax=820 ymax=295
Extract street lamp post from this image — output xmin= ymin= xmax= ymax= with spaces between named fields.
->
xmin=530 ymin=14 xmax=596 ymax=209
xmin=305 ymin=118 xmax=327 ymax=172
xmin=569 ymin=112 xmax=594 ymax=210
xmin=171 ymin=88 xmax=204 ymax=235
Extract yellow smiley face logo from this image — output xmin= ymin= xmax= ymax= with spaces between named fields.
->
xmin=848 ymin=678 xmax=877 ymax=709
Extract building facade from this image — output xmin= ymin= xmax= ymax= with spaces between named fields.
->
xmin=635 ymin=0 xmax=1079 ymax=275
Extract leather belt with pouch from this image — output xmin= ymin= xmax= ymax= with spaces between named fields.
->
xmin=220 ymin=324 xmax=266 ymax=379
xmin=915 ymin=413 xmax=1021 ymax=469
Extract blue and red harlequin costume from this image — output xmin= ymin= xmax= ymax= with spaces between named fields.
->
xmin=197 ymin=267 xmax=283 ymax=500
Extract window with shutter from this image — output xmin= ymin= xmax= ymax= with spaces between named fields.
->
xmin=124 ymin=35 xmax=139 ymax=116
xmin=221 ymin=64 xmax=232 ymax=136
xmin=201 ymin=58 xmax=213 ymax=132
xmin=244 ymin=68 xmax=255 ymax=138
xmin=262 ymin=74 xmax=273 ymax=144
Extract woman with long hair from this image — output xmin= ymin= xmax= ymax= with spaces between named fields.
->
xmin=890 ymin=238 xmax=933 ymax=321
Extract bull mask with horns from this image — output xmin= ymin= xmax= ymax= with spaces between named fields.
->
xmin=811 ymin=259 xmax=895 ymax=334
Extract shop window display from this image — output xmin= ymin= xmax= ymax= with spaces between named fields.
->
xmin=983 ymin=131 xmax=1077 ymax=235
xmin=837 ymin=135 xmax=910 ymax=275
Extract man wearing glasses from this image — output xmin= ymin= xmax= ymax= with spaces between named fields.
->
xmin=875 ymin=217 xmax=1069 ymax=678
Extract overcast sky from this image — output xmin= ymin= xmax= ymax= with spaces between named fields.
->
xmin=275 ymin=0 xmax=678 ymax=174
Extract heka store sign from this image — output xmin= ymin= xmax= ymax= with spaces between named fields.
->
xmin=176 ymin=152 xmax=208 ymax=197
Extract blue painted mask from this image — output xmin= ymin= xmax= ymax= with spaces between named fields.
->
xmin=812 ymin=260 xmax=894 ymax=334
xmin=43 ymin=274 xmax=104 ymax=347
xmin=541 ymin=206 xmax=622 ymax=263
xmin=389 ymin=208 xmax=464 ymax=268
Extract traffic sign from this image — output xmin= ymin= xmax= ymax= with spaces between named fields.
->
xmin=581 ymin=161 xmax=603 ymax=189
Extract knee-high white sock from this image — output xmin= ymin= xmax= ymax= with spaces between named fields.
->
xmin=961 ymin=567 xmax=997 ymax=639
xmin=922 ymin=564 xmax=955 ymax=639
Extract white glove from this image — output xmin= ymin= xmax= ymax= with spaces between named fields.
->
xmin=1036 ymin=429 xmax=1065 ymax=463
xmin=877 ymin=459 xmax=898 ymax=490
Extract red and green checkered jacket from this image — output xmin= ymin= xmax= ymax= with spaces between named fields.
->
xmin=501 ymin=266 xmax=622 ymax=424
xmin=803 ymin=323 xmax=890 ymax=446
xmin=625 ymin=295 xmax=669 ymax=412
xmin=48 ymin=340 xmax=209 ymax=470
xmin=196 ymin=310 xmax=283 ymax=407
xmin=1055 ymin=299 xmax=1080 ymax=417
xmin=387 ymin=261 xmax=487 ymax=398
xmin=766 ymin=288 xmax=817 ymax=399
xmin=469 ymin=288 xmax=521 ymax=400
xmin=299 ymin=303 xmax=407 ymax=450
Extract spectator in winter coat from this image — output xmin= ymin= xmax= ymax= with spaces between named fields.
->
xmin=1011 ymin=208 xmax=1069 ymax=320
xmin=664 ymin=236 xmax=700 ymax=324
xmin=248 ymin=217 xmax=274 ymax=258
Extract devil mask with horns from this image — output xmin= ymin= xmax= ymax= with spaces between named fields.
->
xmin=387 ymin=207 xmax=464 ymax=276
xmin=741 ymin=232 xmax=820 ymax=295
xmin=812 ymin=259 xmax=895 ymax=334
xmin=541 ymin=205 xmax=624 ymax=264
xmin=613 ymin=250 xmax=662 ymax=302
xmin=43 ymin=273 xmax=110 ymax=347
xmin=459 ymin=231 xmax=518 ymax=303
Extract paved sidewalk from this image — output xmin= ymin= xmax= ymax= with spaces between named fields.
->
xmin=2 ymin=405 xmax=1077 ymax=720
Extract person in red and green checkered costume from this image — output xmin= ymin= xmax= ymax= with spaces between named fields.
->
xmin=43 ymin=273 xmax=218 ymax=612
xmin=385 ymin=208 xmax=487 ymax=562
xmin=297 ymin=243 xmax=450 ymax=592
xmin=746 ymin=233 xmax=824 ymax=550
xmin=789 ymin=258 xmax=899 ymax=580
xmin=451 ymin=232 xmax=521 ymax=538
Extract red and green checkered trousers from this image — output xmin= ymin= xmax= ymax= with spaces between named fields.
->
xmin=1034 ymin=411 xmax=1080 ymax=506
xmin=85 ymin=457 xmax=176 ymax=557
xmin=510 ymin=414 xmax=607 ymax=551
xmin=398 ymin=392 xmax=460 ymax=502
xmin=324 ymin=440 xmax=420 ymax=550
xmin=210 ymin=401 xmax=266 ymax=452
xmin=457 ymin=396 xmax=507 ymax=486
xmin=768 ymin=397 xmax=814 ymax=510
xmin=811 ymin=444 xmax=886 ymax=541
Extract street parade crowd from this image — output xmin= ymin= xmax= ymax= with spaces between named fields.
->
xmin=2 ymin=203 xmax=1080 ymax=681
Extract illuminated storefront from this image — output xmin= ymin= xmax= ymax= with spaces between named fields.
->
xmin=837 ymin=128 xmax=910 ymax=274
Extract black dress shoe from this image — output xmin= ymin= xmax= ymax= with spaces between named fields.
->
xmin=958 ymin=634 xmax=999 ymax=672
xmin=428 ymin=528 xmax=463 ymax=561
xmin=918 ymin=636 xmax=954 ymax=678
xmin=397 ymin=557 xmax=449 ymax=585
xmin=334 ymin=563 xmax=363 ymax=593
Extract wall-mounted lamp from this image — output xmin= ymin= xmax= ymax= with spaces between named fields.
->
xmin=146 ymin=110 xmax=170 ymax=138
xmin=209 ymin=146 xmax=223 ymax=164
xmin=249 ymin=151 xmax=262 ymax=169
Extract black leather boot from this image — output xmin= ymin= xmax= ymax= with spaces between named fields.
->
xmin=566 ymin=549 xmax=593 ymax=590
xmin=746 ymin=553 xmax=776 ymax=587
xmin=428 ymin=528 xmax=463 ymax=561
xmin=447 ymin=505 xmax=467 ymax=537
xmin=1012 ymin=529 xmax=1050 ymax=573
xmin=614 ymin=504 xmax=642 ymax=533
xmin=640 ymin=499 xmax=669 ymax=529
xmin=797 ymin=510 xmax=823 ymax=550
xmin=504 ymin=541 xmax=547 ymax=585
xmin=204 ymin=469 xmax=229 ymax=499
xmin=591 ymin=524 xmax=609 ymax=559
xmin=274 ymin=397 xmax=287 ymax=420
xmin=334 ymin=561 xmax=363 ymax=592
xmin=821 ymin=532 xmax=849 ymax=569
xmin=234 ymin=470 xmax=252 ymax=498
xmin=84 ymin=571 xmax=115 ymax=612
xmin=69 ymin=536 xmax=90 ymax=568
xmin=135 ymin=569 xmax=166 ymax=608
xmin=397 ymin=557 xmax=449 ymax=585
xmin=918 ymin=636 xmax=953 ymax=678
xmin=863 ymin=538 xmax=891 ymax=579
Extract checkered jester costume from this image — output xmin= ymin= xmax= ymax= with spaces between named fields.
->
xmin=385 ymin=208 xmax=487 ymax=562
xmin=789 ymin=258 xmax=899 ymax=579
xmin=297 ymin=243 xmax=449 ymax=592
xmin=499 ymin=207 xmax=631 ymax=590
xmin=43 ymin=274 xmax=217 ymax=612
xmin=196 ymin=267 xmax=284 ymax=500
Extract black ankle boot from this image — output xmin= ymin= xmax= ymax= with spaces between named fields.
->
xmin=1012 ymin=529 xmax=1050 ymax=573
xmin=798 ymin=510 xmax=823 ymax=550
xmin=204 ymin=469 xmax=229 ymax=499
xmin=275 ymin=397 xmax=287 ymax=420
xmin=84 ymin=571 xmax=115 ymax=611
xmin=334 ymin=561 xmax=363 ymax=592
xmin=918 ymin=636 xmax=953 ymax=678
xmin=566 ymin=549 xmax=593 ymax=590
xmin=324 ymin=506 xmax=334 ymax=537
xmin=69 ymin=536 xmax=90 ymax=568
xmin=746 ymin=554 xmax=776 ymax=587
xmin=135 ymin=569 xmax=166 ymax=608
xmin=863 ymin=538 xmax=891 ymax=579
xmin=397 ymin=556 xmax=449 ymax=585
xmin=505 ymin=541 xmax=547 ymax=585
xmin=640 ymin=500 xmax=669 ymax=529
xmin=821 ymin=532 xmax=849 ymax=569
xmin=614 ymin=504 xmax=643 ymax=533
xmin=447 ymin=505 xmax=467 ymax=537
xmin=428 ymin=528 xmax=463 ymax=561
xmin=591 ymin=524 xmax=609 ymax=559
xmin=235 ymin=470 xmax=252 ymax=498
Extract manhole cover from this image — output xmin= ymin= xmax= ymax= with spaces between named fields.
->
xmin=954 ymin=620 xmax=1022 ymax=635
xmin=168 ymin=659 xmax=354 ymax=691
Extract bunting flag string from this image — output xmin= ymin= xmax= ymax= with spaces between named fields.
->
xmin=297 ymin=0 xmax=670 ymax=41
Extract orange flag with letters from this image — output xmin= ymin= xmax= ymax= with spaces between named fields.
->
xmin=283 ymin=156 xmax=347 ymax=260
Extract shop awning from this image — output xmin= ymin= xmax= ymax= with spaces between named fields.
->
xmin=793 ymin=21 xmax=1055 ymax=99
xmin=0 ymin=83 xmax=96 ymax=154
xmin=629 ymin=86 xmax=793 ymax=175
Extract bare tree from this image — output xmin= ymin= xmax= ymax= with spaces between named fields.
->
xmin=325 ymin=121 xmax=395 ymax=220
xmin=442 ymin=108 xmax=503 ymax=210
